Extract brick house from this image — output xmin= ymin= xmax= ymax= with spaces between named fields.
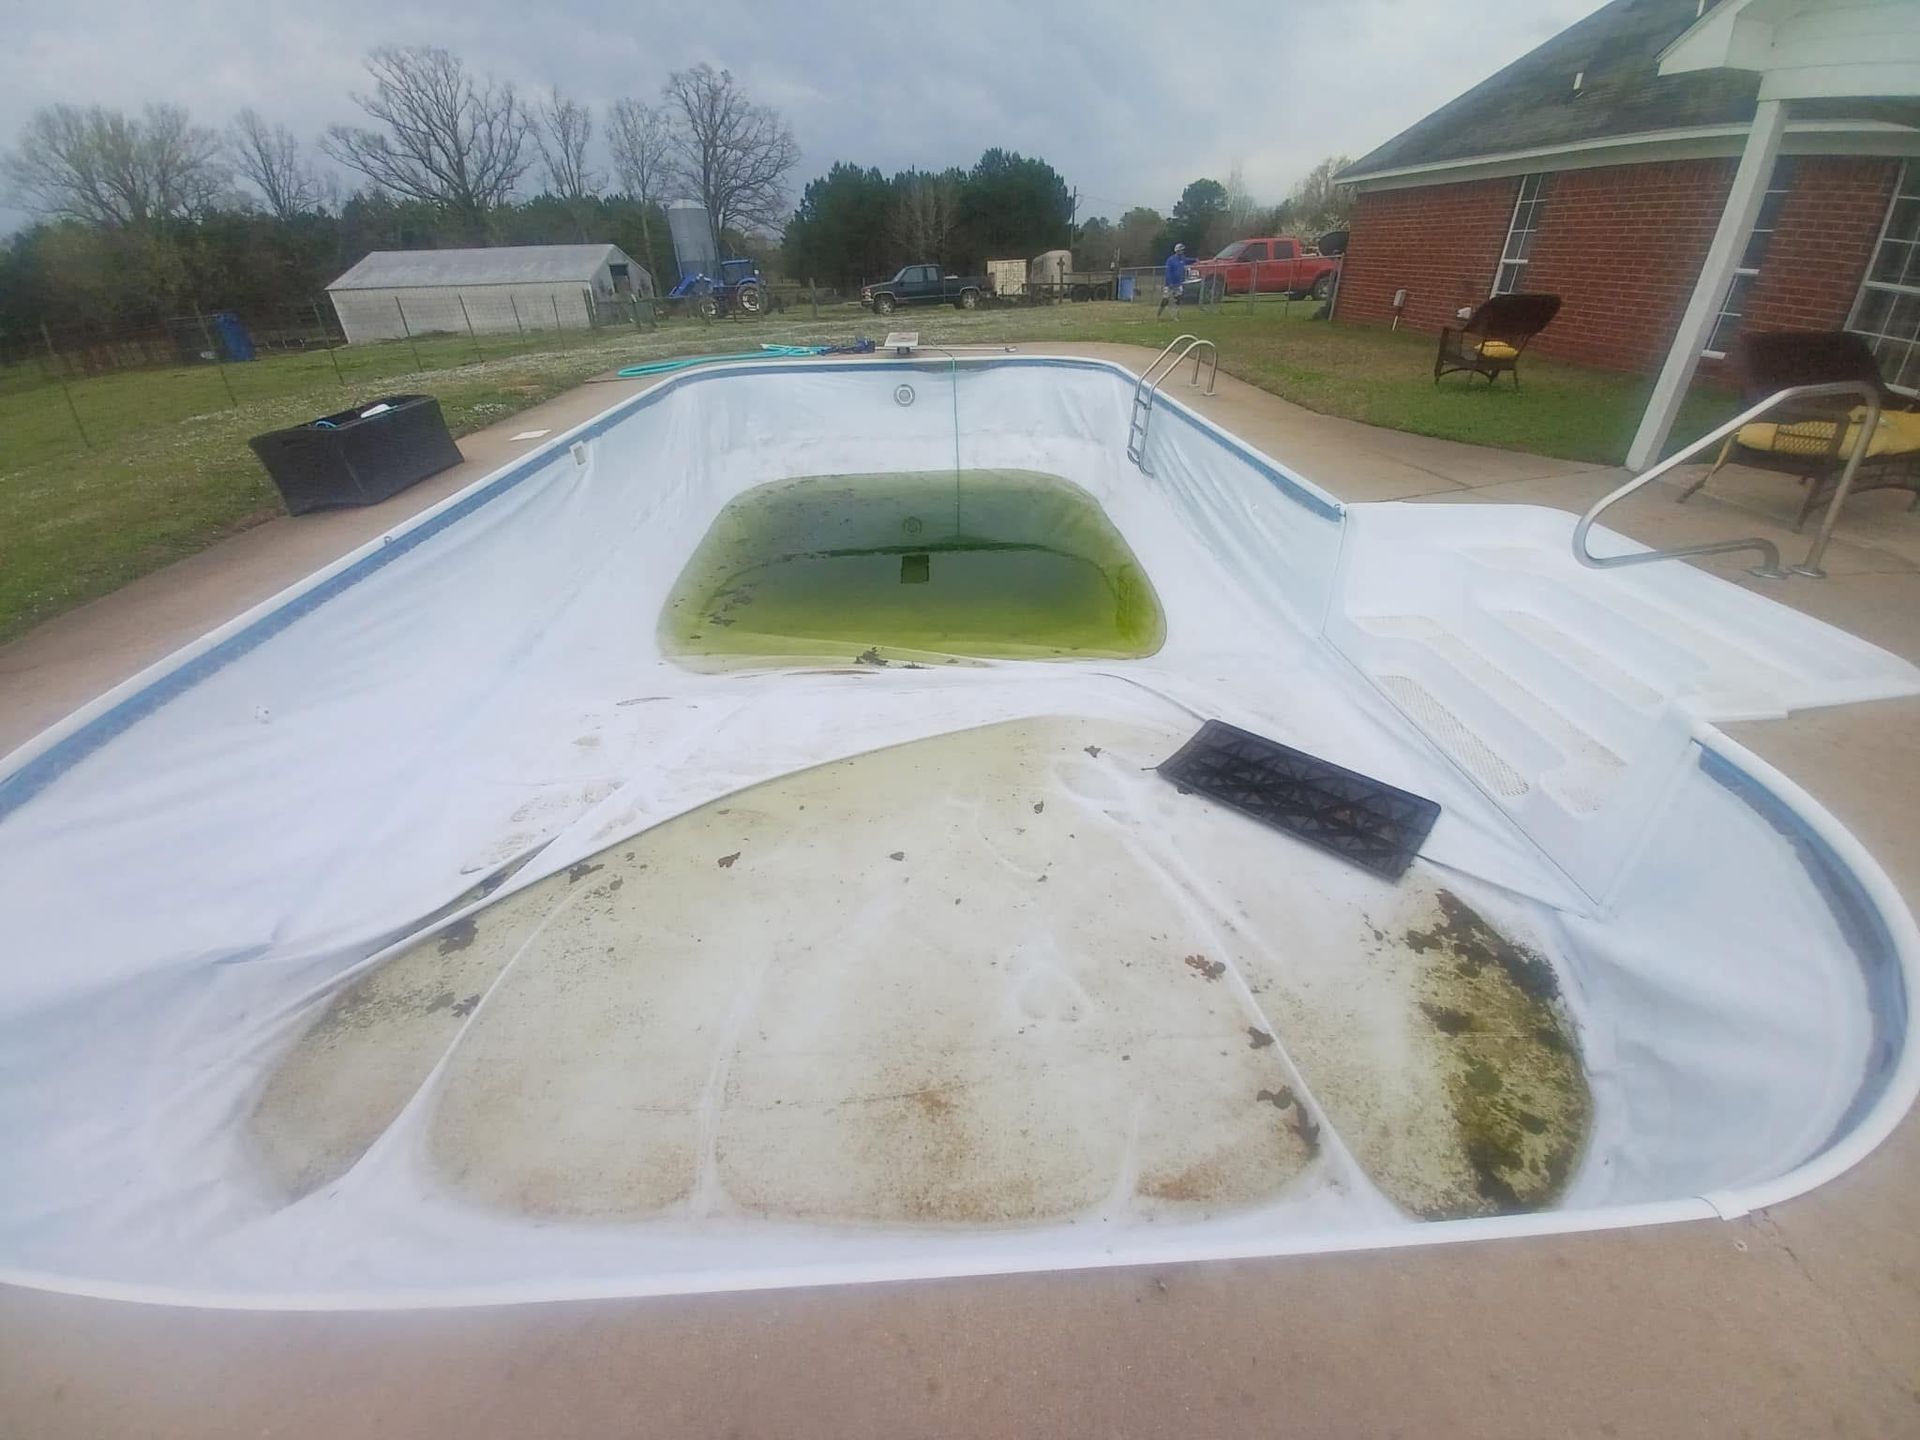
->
xmin=1335 ymin=0 xmax=1920 ymax=428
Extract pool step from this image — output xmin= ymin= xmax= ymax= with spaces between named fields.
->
xmin=1490 ymin=609 xmax=1662 ymax=709
xmin=1449 ymin=541 xmax=1873 ymax=717
xmin=1317 ymin=501 xmax=1920 ymax=899
xmin=1336 ymin=608 xmax=1704 ymax=898
xmin=1355 ymin=616 xmax=1628 ymax=817
xmin=1372 ymin=674 xmax=1531 ymax=799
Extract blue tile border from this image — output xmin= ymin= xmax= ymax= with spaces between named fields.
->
xmin=1697 ymin=744 xmax=1908 ymax=1147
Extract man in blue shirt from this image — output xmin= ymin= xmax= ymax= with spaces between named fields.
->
xmin=1156 ymin=243 xmax=1191 ymax=318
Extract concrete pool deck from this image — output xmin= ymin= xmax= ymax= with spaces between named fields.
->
xmin=2 ymin=343 xmax=1916 ymax=1437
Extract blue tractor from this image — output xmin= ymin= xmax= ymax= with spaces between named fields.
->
xmin=666 ymin=258 xmax=767 ymax=320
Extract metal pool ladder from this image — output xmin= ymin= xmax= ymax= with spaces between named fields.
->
xmin=1573 ymin=380 xmax=1881 ymax=579
xmin=1127 ymin=335 xmax=1218 ymax=473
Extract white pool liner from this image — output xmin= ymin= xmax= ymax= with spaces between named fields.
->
xmin=0 ymin=355 xmax=1914 ymax=1309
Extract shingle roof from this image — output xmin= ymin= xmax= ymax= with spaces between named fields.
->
xmin=1340 ymin=0 xmax=1760 ymax=181
xmin=327 ymin=244 xmax=634 ymax=291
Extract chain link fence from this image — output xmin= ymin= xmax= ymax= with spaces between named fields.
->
xmin=980 ymin=263 xmax=1329 ymax=311
xmin=0 ymin=284 xmax=863 ymax=468
xmin=8 ymin=270 xmax=1267 ymax=477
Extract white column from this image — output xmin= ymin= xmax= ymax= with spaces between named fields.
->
xmin=1625 ymin=99 xmax=1788 ymax=471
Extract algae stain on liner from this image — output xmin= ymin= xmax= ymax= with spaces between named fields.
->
xmin=660 ymin=470 xmax=1167 ymax=665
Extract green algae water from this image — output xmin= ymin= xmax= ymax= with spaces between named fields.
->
xmin=662 ymin=470 xmax=1166 ymax=664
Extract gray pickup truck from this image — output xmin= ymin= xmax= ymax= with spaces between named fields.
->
xmin=860 ymin=264 xmax=989 ymax=315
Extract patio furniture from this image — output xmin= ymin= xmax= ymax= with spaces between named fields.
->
xmin=1678 ymin=330 xmax=1920 ymax=529
xmin=1433 ymin=293 xmax=1561 ymax=387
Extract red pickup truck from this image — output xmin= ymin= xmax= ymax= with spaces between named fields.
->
xmin=1190 ymin=236 xmax=1340 ymax=300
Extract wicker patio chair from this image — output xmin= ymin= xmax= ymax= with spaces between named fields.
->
xmin=1433 ymin=293 xmax=1562 ymax=388
xmin=1678 ymin=330 xmax=1920 ymax=529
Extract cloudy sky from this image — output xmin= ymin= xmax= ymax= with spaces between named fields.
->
xmin=3 ymin=0 xmax=1610 ymax=233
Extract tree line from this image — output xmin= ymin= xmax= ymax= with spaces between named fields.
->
xmin=0 ymin=49 xmax=795 ymax=341
xmin=1 ymin=41 xmax=1352 ymax=346
xmin=782 ymin=151 xmax=1075 ymax=290
xmin=784 ymin=157 xmax=1352 ymax=291
xmin=1077 ymin=162 xmax=1354 ymax=272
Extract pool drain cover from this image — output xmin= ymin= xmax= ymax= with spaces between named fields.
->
xmin=1158 ymin=720 xmax=1440 ymax=880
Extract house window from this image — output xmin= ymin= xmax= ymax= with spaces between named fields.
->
xmin=1494 ymin=174 xmax=1547 ymax=295
xmin=1704 ymin=158 xmax=1795 ymax=358
xmin=1848 ymin=161 xmax=1920 ymax=393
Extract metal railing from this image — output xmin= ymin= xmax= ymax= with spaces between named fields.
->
xmin=1127 ymin=335 xmax=1218 ymax=471
xmin=1572 ymin=380 xmax=1881 ymax=580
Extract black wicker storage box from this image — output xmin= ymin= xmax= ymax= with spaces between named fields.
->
xmin=249 ymin=394 xmax=463 ymax=515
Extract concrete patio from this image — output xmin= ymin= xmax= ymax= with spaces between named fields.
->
xmin=2 ymin=343 xmax=1916 ymax=1438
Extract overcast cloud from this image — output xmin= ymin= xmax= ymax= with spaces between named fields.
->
xmin=2 ymin=0 xmax=1609 ymax=235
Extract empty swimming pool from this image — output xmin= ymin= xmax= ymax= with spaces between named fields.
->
xmin=1 ymin=354 xmax=1916 ymax=1308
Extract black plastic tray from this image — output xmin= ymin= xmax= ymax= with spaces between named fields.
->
xmin=1157 ymin=720 xmax=1440 ymax=880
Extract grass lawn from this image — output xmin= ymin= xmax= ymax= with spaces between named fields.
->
xmin=1081 ymin=301 xmax=1742 ymax=464
xmin=0 ymin=298 xmax=1738 ymax=645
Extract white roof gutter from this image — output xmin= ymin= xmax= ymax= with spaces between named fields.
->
xmin=1341 ymin=118 xmax=1920 ymax=192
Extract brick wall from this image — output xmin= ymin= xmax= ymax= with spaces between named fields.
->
xmin=1745 ymin=156 xmax=1900 ymax=334
xmin=1336 ymin=179 xmax=1516 ymax=336
xmin=1526 ymin=160 xmax=1734 ymax=370
xmin=1337 ymin=155 xmax=1900 ymax=374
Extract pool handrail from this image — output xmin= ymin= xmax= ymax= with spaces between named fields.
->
xmin=1573 ymin=380 xmax=1881 ymax=580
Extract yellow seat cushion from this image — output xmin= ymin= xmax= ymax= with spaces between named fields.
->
xmin=1475 ymin=340 xmax=1519 ymax=360
xmin=1735 ymin=407 xmax=1920 ymax=460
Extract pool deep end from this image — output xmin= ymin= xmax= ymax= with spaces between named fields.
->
xmin=0 ymin=355 xmax=1915 ymax=1308
xmin=661 ymin=469 xmax=1165 ymax=664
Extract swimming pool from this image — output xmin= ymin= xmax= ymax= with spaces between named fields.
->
xmin=1 ymin=354 xmax=1916 ymax=1308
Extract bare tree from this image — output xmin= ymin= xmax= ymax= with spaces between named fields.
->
xmin=1286 ymin=155 xmax=1353 ymax=237
xmin=1223 ymin=161 xmax=1256 ymax=239
xmin=142 ymin=105 xmax=232 ymax=219
xmin=4 ymin=102 xmax=225 ymax=228
xmin=608 ymin=98 xmax=671 ymax=282
xmin=535 ymin=88 xmax=600 ymax=202
xmin=535 ymin=87 xmax=600 ymax=240
xmin=229 ymin=108 xmax=322 ymax=220
xmin=890 ymin=170 xmax=961 ymax=267
xmin=660 ymin=64 xmax=798 ymax=235
xmin=323 ymin=46 xmax=531 ymax=241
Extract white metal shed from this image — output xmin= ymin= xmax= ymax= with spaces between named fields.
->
xmin=324 ymin=244 xmax=652 ymax=345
